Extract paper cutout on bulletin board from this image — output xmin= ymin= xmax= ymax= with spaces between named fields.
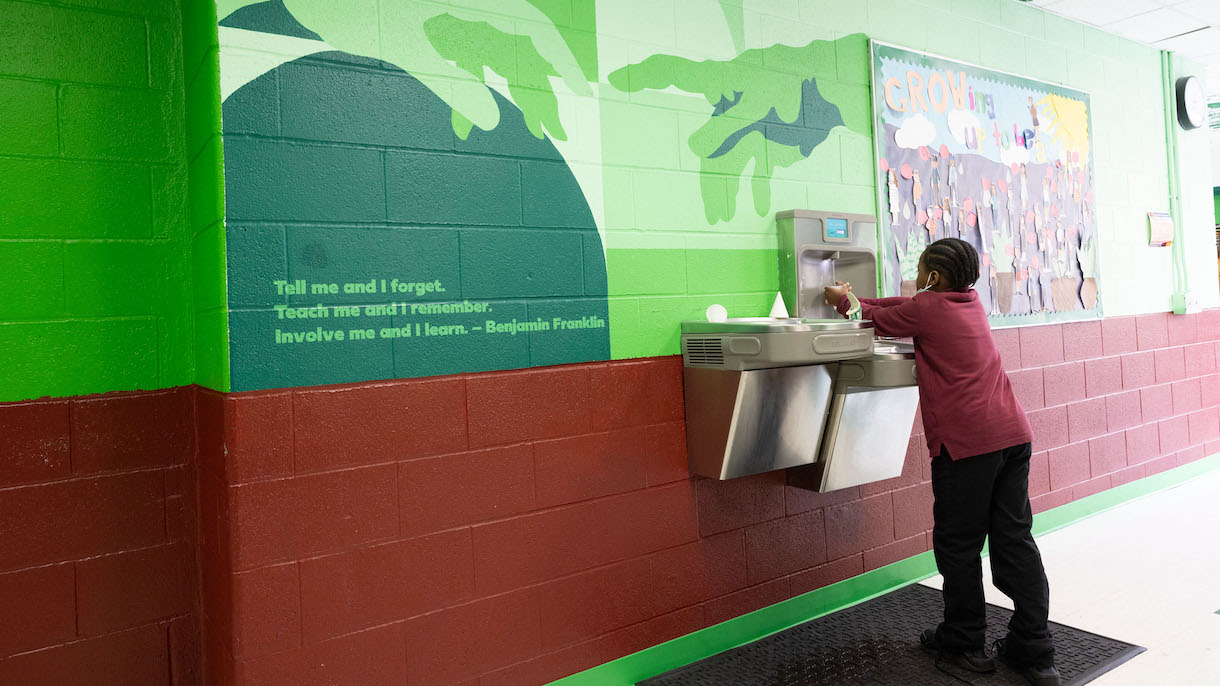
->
xmin=1037 ymin=93 xmax=1090 ymax=161
xmin=870 ymin=42 xmax=1100 ymax=326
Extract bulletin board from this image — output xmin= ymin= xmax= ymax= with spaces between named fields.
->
xmin=871 ymin=42 xmax=1101 ymax=325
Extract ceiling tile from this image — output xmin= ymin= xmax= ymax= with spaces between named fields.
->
xmin=1042 ymin=0 xmax=1162 ymax=27
xmin=1173 ymin=0 xmax=1220 ymax=26
xmin=1155 ymin=27 xmax=1220 ymax=57
xmin=1105 ymin=8 xmax=1206 ymax=42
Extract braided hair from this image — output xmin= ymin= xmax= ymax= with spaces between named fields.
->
xmin=921 ymin=238 xmax=980 ymax=291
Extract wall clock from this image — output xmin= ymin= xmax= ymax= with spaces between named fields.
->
xmin=1176 ymin=75 xmax=1205 ymax=130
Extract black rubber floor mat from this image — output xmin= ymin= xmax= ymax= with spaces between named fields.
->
xmin=638 ymin=583 xmax=1144 ymax=686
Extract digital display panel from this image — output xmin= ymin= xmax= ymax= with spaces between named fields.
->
xmin=825 ymin=217 xmax=849 ymax=240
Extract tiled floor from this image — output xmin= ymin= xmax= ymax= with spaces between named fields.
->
xmin=920 ymin=468 xmax=1220 ymax=685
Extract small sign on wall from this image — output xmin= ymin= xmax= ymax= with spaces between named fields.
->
xmin=1148 ymin=211 xmax=1173 ymax=247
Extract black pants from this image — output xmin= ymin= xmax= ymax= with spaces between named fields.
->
xmin=931 ymin=443 xmax=1054 ymax=667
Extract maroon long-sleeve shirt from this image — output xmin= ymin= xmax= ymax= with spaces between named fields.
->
xmin=838 ymin=290 xmax=1032 ymax=460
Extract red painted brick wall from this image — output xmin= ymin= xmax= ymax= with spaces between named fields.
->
xmin=0 ymin=387 xmax=200 ymax=685
xmin=7 ymin=312 xmax=1217 ymax=685
xmin=192 ymin=310 xmax=1220 ymax=686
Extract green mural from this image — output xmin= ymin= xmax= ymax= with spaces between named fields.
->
xmin=218 ymin=0 xmax=871 ymax=390
xmin=223 ymin=0 xmax=591 ymax=140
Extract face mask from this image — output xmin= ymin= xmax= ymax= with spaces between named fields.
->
xmin=843 ymin=292 xmax=862 ymax=320
xmin=915 ymin=276 xmax=938 ymax=295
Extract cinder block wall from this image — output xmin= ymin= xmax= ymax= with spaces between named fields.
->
xmin=3 ymin=1 xmax=1219 ymax=684
xmin=199 ymin=1 xmax=1219 ymax=684
xmin=183 ymin=0 xmax=229 ymax=391
xmin=0 ymin=0 xmax=196 ymax=402
xmin=194 ymin=312 xmax=1220 ymax=685
xmin=0 ymin=0 xmax=204 ymax=682
xmin=219 ymin=45 xmax=611 ymax=389
xmin=0 ymin=387 xmax=200 ymax=684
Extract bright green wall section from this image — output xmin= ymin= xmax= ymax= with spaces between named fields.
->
xmin=0 ymin=0 xmax=228 ymax=401
xmin=209 ymin=0 xmax=1217 ymax=371
xmin=608 ymin=249 xmax=779 ymax=360
xmin=0 ymin=0 xmax=191 ymax=401
xmin=184 ymin=0 xmax=230 ymax=392
xmin=594 ymin=0 xmax=1217 ymax=359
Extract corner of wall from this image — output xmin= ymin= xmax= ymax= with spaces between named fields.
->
xmin=183 ymin=0 xmax=231 ymax=393
xmin=1167 ymin=54 xmax=1220 ymax=309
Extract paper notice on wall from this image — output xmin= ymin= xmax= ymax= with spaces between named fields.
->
xmin=1148 ymin=211 xmax=1173 ymax=247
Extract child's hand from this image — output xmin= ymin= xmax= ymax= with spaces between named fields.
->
xmin=824 ymin=281 xmax=852 ymax=306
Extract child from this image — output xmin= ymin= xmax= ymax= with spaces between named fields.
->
xmin=825 ymin=238 xmax=1059 ymax=686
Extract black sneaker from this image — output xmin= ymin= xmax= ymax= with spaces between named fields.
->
xmin=992 ymin=637 xmax=1062 ymax=686
xmin=919 ymin=629 xmax=996 ymax=673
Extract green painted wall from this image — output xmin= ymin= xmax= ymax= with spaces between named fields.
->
xmin=591 ymin=0 xmax=1217 ymax=351
xmin=211 ymin=0 xmax=1218 ymax=392
xmin=0 ymin=0 xmax=228 ymax=402
xmin=2 ymin=0 xmax=1212 ymax=399
xmin=594 ymin=0 xmax=1217 ymax=343
xmin=217 ymin=1 xmax=617 ymax=391
xmin=184 ymin=0 xmax=231 ymax=392
xmin=1169 ymin=55 xmax=1220 ymax=308
xmin=0 ymin=0 xmax=186 ymax=401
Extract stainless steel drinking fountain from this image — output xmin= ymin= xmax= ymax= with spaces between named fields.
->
xmin=786 ymin=340 xmax=920 ymax=492
xmin=680 ymin=210 xmax=920 ymax=491
xmin=681 ymin=318 xmax=875 ymax=479
xmin=778 ymin=210 xmax=880 ymax=320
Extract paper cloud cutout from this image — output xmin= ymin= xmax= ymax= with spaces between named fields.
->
xmin=895 ymin=113 xmax=936 ymax=149
xmin=1000 ymin=143 xmax=1030 ymax=166
xmin=947 ymin=109 xmax=980 ymax=145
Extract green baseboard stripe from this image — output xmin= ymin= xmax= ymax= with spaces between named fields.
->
xmin=548 ymin=453 xmax=1220 ymax=685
